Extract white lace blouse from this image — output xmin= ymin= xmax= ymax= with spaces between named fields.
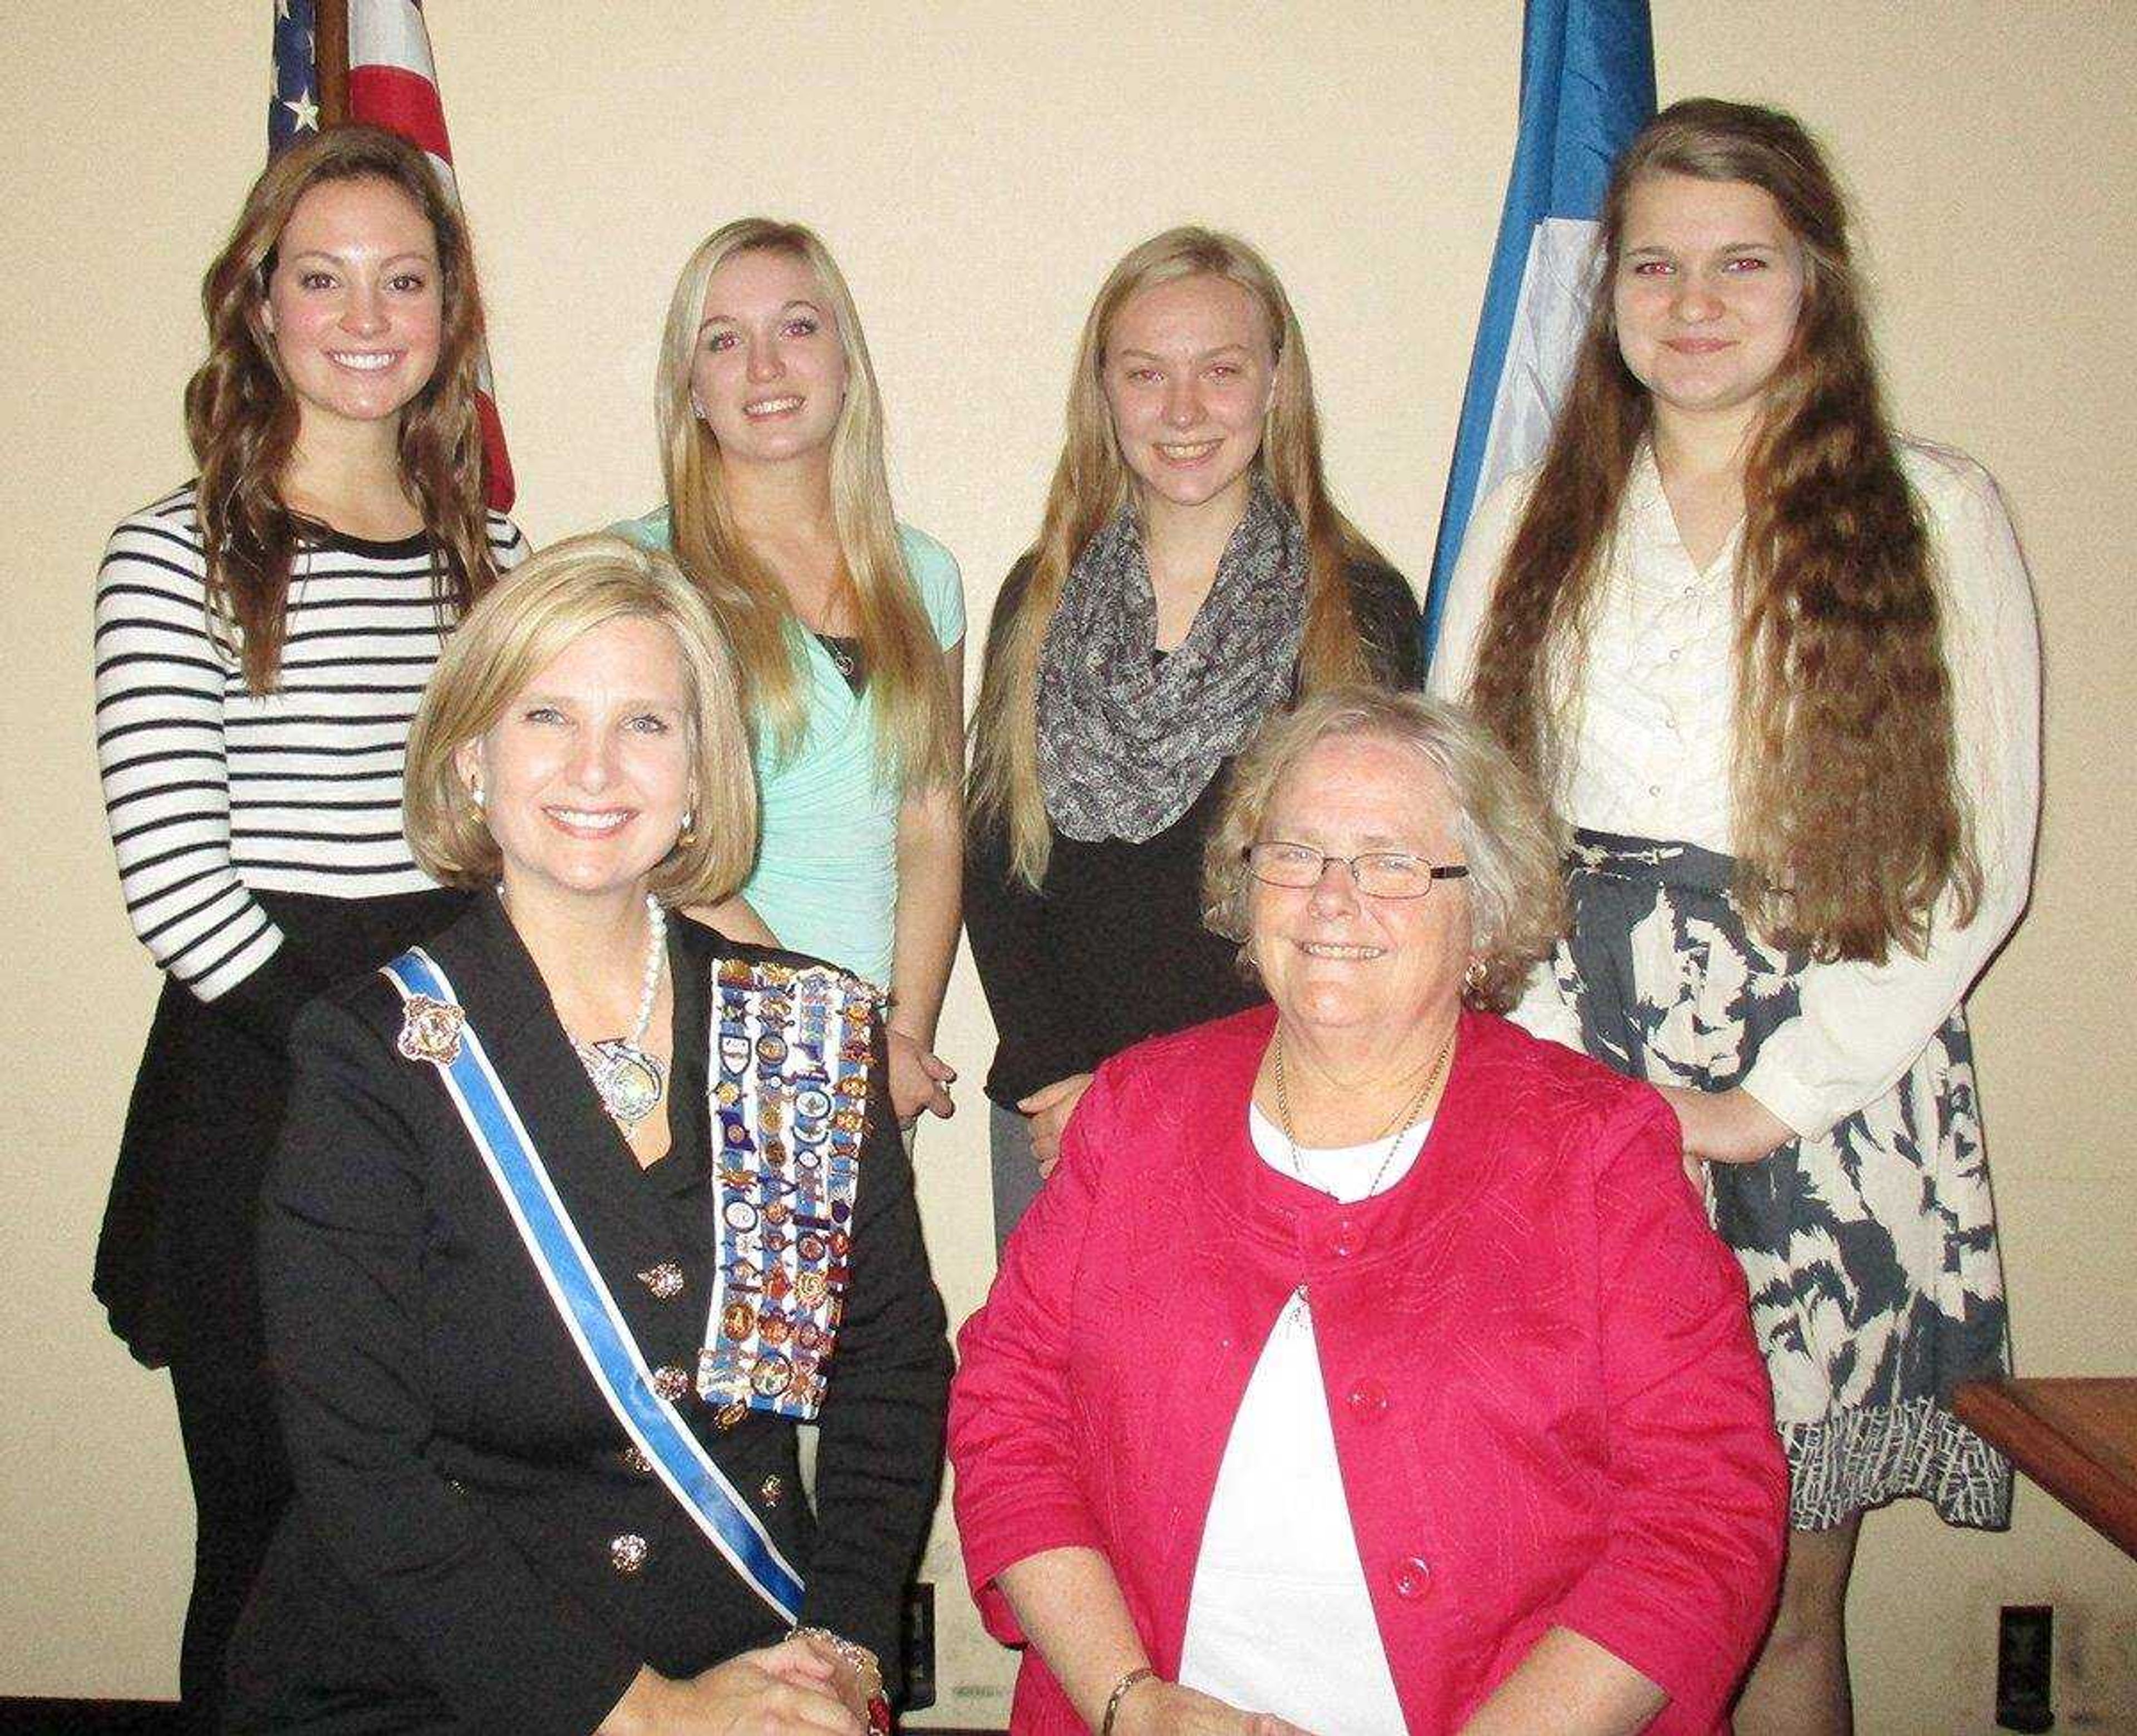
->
xmin=1429 ymin=440 xmax=2041 ymax=1141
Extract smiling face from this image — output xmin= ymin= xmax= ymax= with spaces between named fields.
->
xmin=687 ymin=246 xmax=848 ymax=471
xmin=1101 ymin=272 xmax=1275 ymax=524
xmin=1248 ymin=734 xmax=1473 ymax=1043
xmin=1612 ymin=172 xmax=1808 ymax=441
xmin=262 ymin=175 xmax=443 ymax=443
xmin=459 ymin=617 xmax=694 ymax=916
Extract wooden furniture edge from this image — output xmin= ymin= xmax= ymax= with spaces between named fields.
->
xmin=1955 ymin=1377 xmax=2137 ymax=1557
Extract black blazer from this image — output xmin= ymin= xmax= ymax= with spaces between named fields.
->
xmin=226 ymin=895 xmax=951 ymax=1735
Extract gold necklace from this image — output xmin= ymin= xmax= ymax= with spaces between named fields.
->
xmin=1272 ymin=1022 xmax=1457 ymax=1199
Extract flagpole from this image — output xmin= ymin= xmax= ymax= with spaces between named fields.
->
xmin=317 ymin=0 xmax=350 ymax=127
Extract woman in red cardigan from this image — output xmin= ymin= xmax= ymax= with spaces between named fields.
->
xmin=949 ymin=687 xmax=1786 ymax=1736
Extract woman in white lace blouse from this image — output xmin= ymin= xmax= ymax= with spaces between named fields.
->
xmin=1432 ymin=98 xmax=2040 ymax=1735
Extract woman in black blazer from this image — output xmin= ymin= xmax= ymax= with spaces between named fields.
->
xmin=226 ymin=535 xmax=949 ymax=1735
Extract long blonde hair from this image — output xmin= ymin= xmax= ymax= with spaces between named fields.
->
xmin=187 ymin=125 xmax=503 ymax=692
xmin=654 ymin=219 xmax=954 ymax=787
xmin=969 ymin=226 xmax=1387 ymax=887
xmin=1465 ymin=98 xmax=1976 ymax=962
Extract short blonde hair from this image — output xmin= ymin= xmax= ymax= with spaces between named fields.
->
xmin=1202 ymin=687 xmax=1568 ymax=1011
xmin=405 ymin=534 xmax=757 ymax=906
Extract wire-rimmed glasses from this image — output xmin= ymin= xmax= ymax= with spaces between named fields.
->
xmin=1241 ymin=841 xmax=1470 ymax=899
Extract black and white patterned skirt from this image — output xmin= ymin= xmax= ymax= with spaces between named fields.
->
xmin=1554 ymin=830 xmax=2012 ymax=1532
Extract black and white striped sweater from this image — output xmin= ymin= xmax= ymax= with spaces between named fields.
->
xmin=93 ymin=483 xmax=527 ymax=1023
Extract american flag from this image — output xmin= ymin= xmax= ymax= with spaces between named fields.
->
xmin=270 ymin=0 xmax=517 ymax=511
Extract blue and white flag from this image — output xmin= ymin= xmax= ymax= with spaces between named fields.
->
xmin=1422 ymin=0 xmax=1655 ymax=667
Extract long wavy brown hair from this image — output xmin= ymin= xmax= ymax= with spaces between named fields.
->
xmin=185 ymin=125 xmax=501 ymax=692
xmin=1465 ymin=98 xmax=1977 ymax=962
xmin=653 ymin=219 xmax=956 ymax=788
xmin=971 ymin=226 xmax=1390 ymax=887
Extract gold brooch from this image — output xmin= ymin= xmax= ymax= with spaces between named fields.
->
xmin=396 ymin=995 xmax=465 ymax=1066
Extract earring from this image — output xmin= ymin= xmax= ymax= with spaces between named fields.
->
xmin=1462 ymin=959 xmax=1487 ymax=995
xmin=468 ymin=778 xmax=485 ymax=812
xmin=690 ymin=394 xmax=708 ymax=422
xmin=676 ymin=805 xmax=697 ymax=847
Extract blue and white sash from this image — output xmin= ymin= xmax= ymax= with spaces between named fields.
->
xmin=378 ymin=946 xmax=805 ymax=1622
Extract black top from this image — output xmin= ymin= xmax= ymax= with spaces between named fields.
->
xmin=95 ymin=885 xmax=468 ymax=1368
xmin=815 ymin=631 xmax=867 ymax=693
xmin=225 ymin=896 xmax=951 ymax=1734
xmin=965 ymin=556 xmax=1425 ymax=1108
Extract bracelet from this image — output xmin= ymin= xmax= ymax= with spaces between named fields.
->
xmin=794 ymin=1626 xmax=885 ymax=1701
xmin=1099 ymin=1665 xmax=1155 ymax=1736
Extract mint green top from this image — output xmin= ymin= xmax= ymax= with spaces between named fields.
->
xmin=613 ymin=509 xmax=964 ymax=986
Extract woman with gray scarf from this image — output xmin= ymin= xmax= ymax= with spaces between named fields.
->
xmin=966 ymin=227 xmax=1423 ymax=1246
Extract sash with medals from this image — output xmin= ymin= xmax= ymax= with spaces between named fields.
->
xmin=376 ymin=945 xmax=877 ymax=1623
xmin=700 ymin=956 xmax=877 ymax=1421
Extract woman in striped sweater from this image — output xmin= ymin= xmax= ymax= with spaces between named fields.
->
xmin=90 ymin=125 xmax=523 ymax=1730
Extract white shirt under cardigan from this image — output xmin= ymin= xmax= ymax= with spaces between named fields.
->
xmin=1429 ymin=440 xmax=2041 ymax=1142
xmin=1173 ymin=1105 xmax=1426 ymax=1734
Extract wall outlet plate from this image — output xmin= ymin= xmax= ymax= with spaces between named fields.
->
xmin=1996 ymin=1604 xmax=2054 ymax=1733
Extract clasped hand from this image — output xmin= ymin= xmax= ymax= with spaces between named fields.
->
xmin=601 ymin=1634 xmax=869 ymax=1734
xmin=1018 ymin=1071 xmax=1095 ymax=1177
xmin=1654 ymin=1083 xmax=1794 ymax=1172
xmin=887 ymin=1025 xmax=956 ymax=1124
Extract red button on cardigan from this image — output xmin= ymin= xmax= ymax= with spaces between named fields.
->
xmin=1390 ymin=1556 xmax=1432 ymax=1600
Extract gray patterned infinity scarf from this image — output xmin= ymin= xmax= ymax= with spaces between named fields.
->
xmin=1036 ymin=485 xmax=1307 ymax=842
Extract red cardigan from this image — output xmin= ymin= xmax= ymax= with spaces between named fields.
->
xmin=950 ymin=1005 xmax=1785 ymax=1734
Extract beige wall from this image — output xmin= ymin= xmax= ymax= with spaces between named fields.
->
xmin=3 ymin=3 xmax=2131 ymax=1727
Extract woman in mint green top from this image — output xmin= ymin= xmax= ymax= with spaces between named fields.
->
xmin=625 ymin=219 xmax=964 ymax=1123
xmin=616 ymin=509 xmax=963 ymax=983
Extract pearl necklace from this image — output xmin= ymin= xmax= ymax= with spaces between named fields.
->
xmin=569 ymin=894 xmax=668 ymax=1128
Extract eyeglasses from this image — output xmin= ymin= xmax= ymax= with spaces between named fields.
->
xmin=1241 ymin=841 xmax=1471 ymax=899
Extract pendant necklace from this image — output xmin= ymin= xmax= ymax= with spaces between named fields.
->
xmin=1273 ymin=1024 xmax=1455 ymax=1196
xmin=570 ymin=894 xmax=668 ymax=1128
xmin=815 ymin=632 xmax=860 ymax=681
xmin=1273 ymin=1023 xmax=1456 ymax=1324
